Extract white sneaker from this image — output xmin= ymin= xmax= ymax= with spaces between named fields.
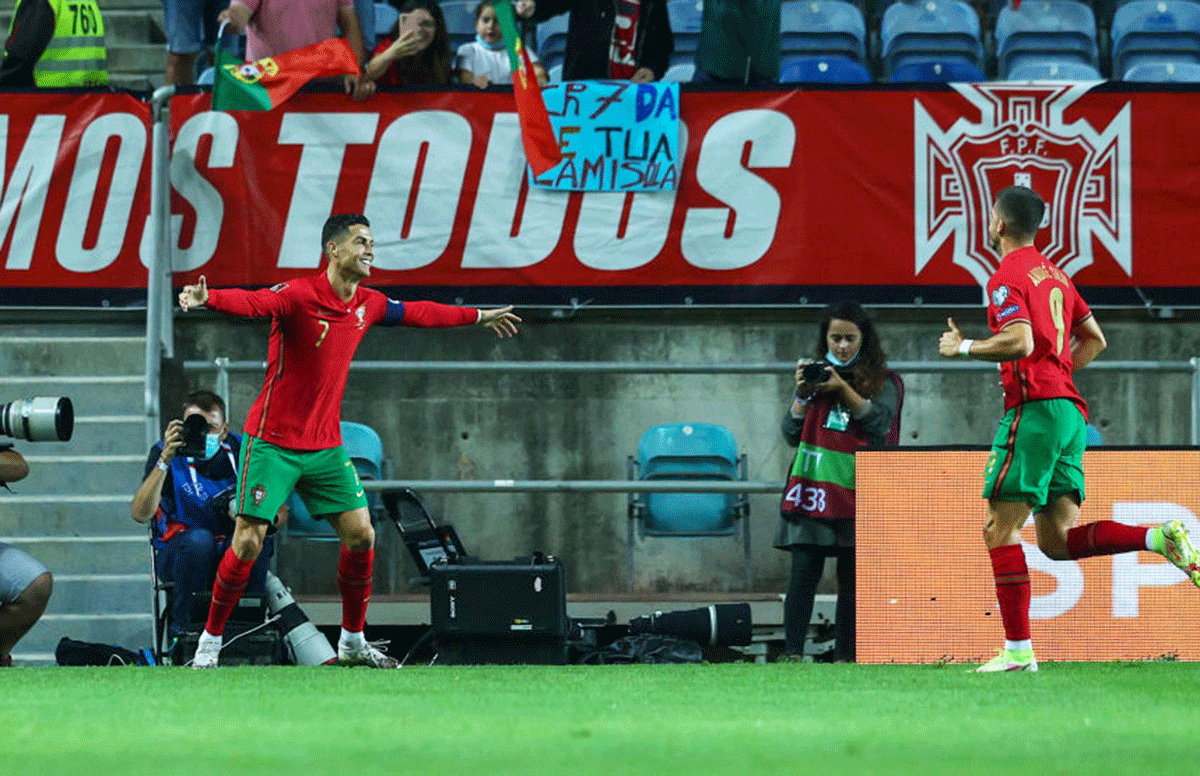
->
xmin=338 ymin=639 xmax=400 ymax=668
xmin=191 ymin=632 xmax=222 ymax=669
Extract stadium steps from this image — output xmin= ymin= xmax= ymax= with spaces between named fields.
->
xmin=0 ymin=334 xmax=154 ymax=666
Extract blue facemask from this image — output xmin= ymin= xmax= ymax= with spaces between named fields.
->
xmin=826 ymin=350 xmax=859 ymax=368
xmin=204 ymin=433 xmax=221 ymax=459
xmin=477 ymin=33 xmax=505 ymax=51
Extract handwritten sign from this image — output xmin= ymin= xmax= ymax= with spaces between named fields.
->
xmin=529 ymin=81 xmax=680 ymax=192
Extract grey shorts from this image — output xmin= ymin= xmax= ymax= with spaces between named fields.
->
xmin=0 ymin=542 xmax=49 ymax=604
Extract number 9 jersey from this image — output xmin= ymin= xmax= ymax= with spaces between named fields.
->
xmin=986 ymin=246 xmax=1093 ymax=416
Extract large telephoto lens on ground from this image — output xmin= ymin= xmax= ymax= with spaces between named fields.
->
xmin=1 ymin=397 xmax=74 ymax=442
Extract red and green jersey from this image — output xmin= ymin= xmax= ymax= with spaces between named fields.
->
xmin=986 ymin=246 xmax=1093 ymax=416
xmin=206 ymin=272 xmax=479 ymax=450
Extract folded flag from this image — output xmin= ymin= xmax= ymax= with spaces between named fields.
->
xmin=495 ymin=0 xmax=563 ymax=176
xmin=212 ymin=37 xmax=361 ymax=111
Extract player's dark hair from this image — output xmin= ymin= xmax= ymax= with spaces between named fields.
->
xmin=994 ymin=186 xmax=1045 ymax=243
xmin=812 ymin=301 xmax=889 ymax=399
xmin=183 ymin=389 xmax=226 ymax=420
xmin=321 ymin=214 xmax=370 ymax=256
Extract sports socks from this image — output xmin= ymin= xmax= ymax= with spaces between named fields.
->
xmin=988 ymin=544 xmax=1031 ymax=642
xmin=204 ymin=549 xmax=254 ymax=637
xmin=1065 ymin=521 xmax=1150 ymax=559
xmin=338 ymin=547 xmax=374 ymax=634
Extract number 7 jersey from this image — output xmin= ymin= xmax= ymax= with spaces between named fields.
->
xmin=986 ymin=246 xmax=1093 ymax=416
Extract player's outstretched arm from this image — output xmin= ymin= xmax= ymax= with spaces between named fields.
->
xmin=1070 ymin=315 xmax=1106 ymax=372
xmin=478 ymin=306 xmax=522 ymax=339
xmin=178 ymin=275 xmax=209 ymax=311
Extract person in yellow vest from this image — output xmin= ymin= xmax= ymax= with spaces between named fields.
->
xmin=0 ymin=0 xmax=108 ymax=87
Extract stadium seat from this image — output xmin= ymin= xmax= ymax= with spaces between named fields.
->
xmin=1122 ymin=58 xmax=1200 ymax=78
xmin=1112 ymin=0 xmax=1200 ymax=79
xmin=547 ymin=63 xmax=563 ymax=82
xmin=780 ymin=0 xmax=868 ymax=64
xmin=535 ymin=14 xmax=570 ymax=69
xmin=779 ymin=54 xmax=873 ymax=82
xmin=663 ymin=62 xmax=696 ymax=81
xmin=440 ymin=0 xmax=478 ymax=53
xmin=375 ymin=1 xmax=399 ymax=36
xmin=626 ymin=422 xmax=751 ymax=590
xmin=1006 ymin=59 xmax=1102 ymax=79
xmin=197 ymin=67 xmax=215 ymax=85
xmin=995 ymin=0 xmax=1099 ymax=78
xmin=1085 ymin=423 xmax=1104 ymax=447
xmin=888 ymin=58 xmax=986 ymax=81
xmin=667 ymin=0 xmax=704 ymax=60
xmin=880 ymin=0 xmax=983 ymax=77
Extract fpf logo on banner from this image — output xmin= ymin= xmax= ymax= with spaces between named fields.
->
xmin=914 ymin=82 xmax=1132 ymax=290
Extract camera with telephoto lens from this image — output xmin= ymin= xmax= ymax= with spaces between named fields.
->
xmin=1 ymin=397 xmax=73 ymax=442
xmin=178 ymin=413 xmax=209 ymax=458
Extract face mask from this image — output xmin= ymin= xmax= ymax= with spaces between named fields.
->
xmin=204 ymin=433 xmax=221 ymax=459
xmin=826 ymin=349 xmax=859 ymax=368
xmin=477 ymin=33 xmax=505 ymax=50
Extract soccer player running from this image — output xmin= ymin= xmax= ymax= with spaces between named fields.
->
xmin=938 ymin=186 xmax=1200 ymax=673
xmin=177 ymin=213 xmax=521 ymax=669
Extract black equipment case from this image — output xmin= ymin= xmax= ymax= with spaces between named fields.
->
xmin=429 ymin=557 xmax=569 ymax=665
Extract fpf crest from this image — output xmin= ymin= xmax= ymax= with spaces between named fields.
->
xmin=914 ymin=82 xmax=1132 ymax=289
xmin=224 ymin=57 xmax=279 ymax=84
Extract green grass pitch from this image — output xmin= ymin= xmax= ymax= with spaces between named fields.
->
xmin=2 ymin=662 xmax=1197 ymax=776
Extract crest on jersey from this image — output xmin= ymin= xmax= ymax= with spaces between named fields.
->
xmin=354 ymin=305 xmax=367 ymax=329
xmin=251 ymin=484 xmax=266 ymax=506
xmin=914 ymin=82 xmax=1132 ymax=289
xmin=991 ymin=285 xmax=1009 ymax=307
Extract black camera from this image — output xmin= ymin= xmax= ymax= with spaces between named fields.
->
xmin=178 ymin=413 xmax=209 ymax=458
xmin=801 ymin=360 xmax=834 ymax=383
xmin=1 ymin=397 xmax=73 ymax=442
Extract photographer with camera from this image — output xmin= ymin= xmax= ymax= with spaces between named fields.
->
xmin=130 ymin=390 xmax=274 ymax=640
xmin=0 ymin=443 xmax=53 ymax=667
xmin=775 ymin=301 xmax=901 ymax=663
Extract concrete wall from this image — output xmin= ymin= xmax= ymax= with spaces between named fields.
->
xmin=169 ymin=307 xmax=1200 ymax=597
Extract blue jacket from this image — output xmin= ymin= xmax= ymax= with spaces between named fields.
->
xmin=144 ymin=433 xmax=240 ymax=549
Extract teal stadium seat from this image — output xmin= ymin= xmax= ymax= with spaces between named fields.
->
xmin=627 ymin=422 xmax=751 ymax=590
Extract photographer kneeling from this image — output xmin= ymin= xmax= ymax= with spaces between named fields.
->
xmin=131 ymin=390 xmax=274 ymax=640
xmin=0 ymin=444 xmax=52 ymax=667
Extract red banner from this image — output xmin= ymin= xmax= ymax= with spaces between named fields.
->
xmin=3 ymin=85 xmax=1200 ymax=304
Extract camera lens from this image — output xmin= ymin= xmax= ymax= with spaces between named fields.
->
xmin=801 ymin=362 xmax=828 ymax=383
xmin=0 ymin=397 xmax=73 ymax=442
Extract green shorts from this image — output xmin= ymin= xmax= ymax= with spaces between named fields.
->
xmin=982 ymin=398 xmax=1087 ymax=510
xmin=236 ymin=435 xmax=368 ymax=524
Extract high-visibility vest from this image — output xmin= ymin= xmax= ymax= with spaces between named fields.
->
xmin=9 ymin=0 xmax=108 ymax=87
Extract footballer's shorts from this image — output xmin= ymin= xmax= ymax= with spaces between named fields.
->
xmin=236 ymin=435 xmax=368 ymax=524
xmin=0 ymin=542 xmax=49 ymax=604
xmin=982 ymin=398 xmax=1087 ymax=511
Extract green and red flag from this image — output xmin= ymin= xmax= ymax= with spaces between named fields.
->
xmin=212 ymin=37 xmax=361 ymax=111
xmin=494 ymin=0 xmax=563 ymax=176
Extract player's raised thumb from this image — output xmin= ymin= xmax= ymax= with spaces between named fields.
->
xmin=946 ymin=317 xmax=961 ymax=334
xmin=198 ymin=275 xmax=207 ymax=291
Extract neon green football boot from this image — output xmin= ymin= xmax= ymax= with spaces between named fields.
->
xmin=1155 ymin=520 xmax=1200 ymax=589
xmin=974 ymin=648 xmax=1038 ymax=673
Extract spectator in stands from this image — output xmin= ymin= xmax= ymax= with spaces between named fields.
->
xmin=692 ymin=0 xmax=780 ymax=85
xmin=457 ymin=0 xmax=547 ymax=87
xmin=365 ymin=0 xmax=454 ymax=86
xmin=0 ymin=0 xmax=108 ymax=87
xmin=775 ymin=302 xmax=900 ymax=663
xmin=130 ymin=390 xmax=274 ymax=639
xmin=217 ymin=0 xmax=375 ymax=99
xmin=517 ymin=0 xmax=673 ymax=82
xmin=162 ymin=0 xmax=229 ymax=85
xmin=0 ymin=444 xmax=53 ymax=667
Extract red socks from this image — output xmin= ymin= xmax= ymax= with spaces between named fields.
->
xmin=989 ymin=544 xmax=1031 ymax=642
xmin=1066 ymin=521 xmax=1149 ymax=559
xmin=205 ymin=549 xmax=254 ymax=636
xmin=338 ymin=547 xmax=374 ymax=632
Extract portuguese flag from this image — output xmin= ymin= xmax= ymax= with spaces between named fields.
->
xmin=212 ymin=37 xmax=361 ymax=111
xmin=495 ymin=0 xmax=563 ymax=176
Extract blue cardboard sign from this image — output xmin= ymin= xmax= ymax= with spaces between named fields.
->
xmin=529 ymin=81 xmax=680 ymax=192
